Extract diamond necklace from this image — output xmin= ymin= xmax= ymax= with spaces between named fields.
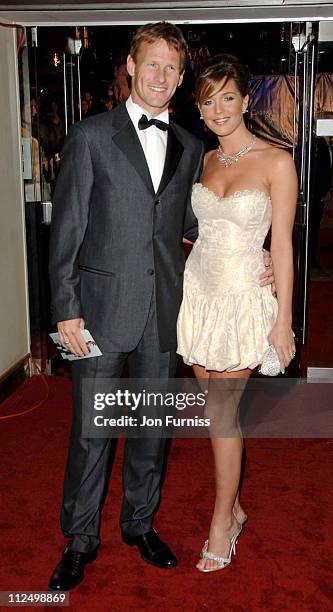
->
xmin=216 ymin=135 xmax=257 ymax=167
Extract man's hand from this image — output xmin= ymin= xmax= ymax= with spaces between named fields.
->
xmin=58 ymin=318 xmax=89 ymax=357
xmin=259 ymin=250 xmax=276 ymax=296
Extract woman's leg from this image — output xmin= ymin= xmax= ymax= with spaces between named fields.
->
xmin=196 ymin=368 xmax=251 ymax=571
xmin=192 ymin=365 xmax=247 ymax=527
xmin=193 ymin=364 xmax=209 ymax=392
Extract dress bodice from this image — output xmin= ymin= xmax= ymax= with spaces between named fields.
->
xmin=187 ymin=183 xmax=273 ymax=293
xmin=192 ymin=183 xmax=272 ymax=255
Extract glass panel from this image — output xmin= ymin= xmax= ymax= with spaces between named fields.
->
xmin=18 ymin=26 xmax=82 ymax=370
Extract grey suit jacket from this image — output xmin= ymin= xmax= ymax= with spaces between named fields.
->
xmin=49 ymin=103 xmax=204 ymax=352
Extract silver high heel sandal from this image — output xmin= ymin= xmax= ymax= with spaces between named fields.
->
xmin=197 ymin=523 xmax=243 ymax=573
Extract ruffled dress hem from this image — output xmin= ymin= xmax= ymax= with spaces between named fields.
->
xmin=177 ymin=284 xmax=278 ymax=373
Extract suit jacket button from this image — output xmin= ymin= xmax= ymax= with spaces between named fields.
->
xmin=154 ymin=199 xmax=160 ymax=206
xmin=147 ymin=269 xmax=154 ymax=275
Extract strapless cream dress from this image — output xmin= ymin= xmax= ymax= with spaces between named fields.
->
xmin=177 ymin=183 xmax=278 ymax=372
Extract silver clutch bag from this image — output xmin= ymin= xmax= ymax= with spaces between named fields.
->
xmin=259 ymin=345 xmax=282 ymax=376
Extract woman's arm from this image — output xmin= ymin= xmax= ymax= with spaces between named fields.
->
xmin=183 ymin=145 xmax=208 ymax=244
xmin=268 ymin=149 xmax=298 ymax=371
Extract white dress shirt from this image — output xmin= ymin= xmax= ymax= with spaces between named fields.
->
xmin=126 ymin=95 xmax=169 ymax=193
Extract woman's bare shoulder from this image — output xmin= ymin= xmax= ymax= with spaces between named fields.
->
xmin=264 ymin=144 xmax=298 ymax=196
xmin=258 ymin=140 xmax=293 ymax=160
xmin=257 ymin=141 xmax=295 ymax=170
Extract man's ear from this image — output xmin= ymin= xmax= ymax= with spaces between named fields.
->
xmin=127 ymin=54 xmax=135 ymax=77
xmin=178 ymin=71 xmax=184 ymax=88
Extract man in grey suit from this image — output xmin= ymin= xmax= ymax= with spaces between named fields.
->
xmin=48 ymin=22 xmax=204 ymax=591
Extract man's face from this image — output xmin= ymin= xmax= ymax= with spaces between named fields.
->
xmin=127 ymin=39 xmax=184 ymax=116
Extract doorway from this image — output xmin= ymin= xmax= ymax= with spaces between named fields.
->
xmin=18 ymin=20 xmax=324 ymax=374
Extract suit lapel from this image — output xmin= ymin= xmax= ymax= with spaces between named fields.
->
xmin=111 ymin=105 xmax=184 ymax=197
xmin=112 ymin=107 xmax=154 ymax=194
xmin=156 ymin=126 xmax=184 ymax=197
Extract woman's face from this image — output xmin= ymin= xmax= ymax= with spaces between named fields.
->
xmin=199 ymin=78 xmax=248 ymax=138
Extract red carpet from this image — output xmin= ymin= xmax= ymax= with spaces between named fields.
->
xmin=1 ymin=376 xmax=333 ymax=611
xmin=300 ymin=226 xmax=333 ymax=371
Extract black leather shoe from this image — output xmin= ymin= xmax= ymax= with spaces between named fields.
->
xmin=48 ymin=548 xmax=98 ymax=591
xmin=123 ymin=529 xmax=178 ymax=569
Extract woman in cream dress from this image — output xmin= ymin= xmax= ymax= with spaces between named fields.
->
xmin=177 ymin=55 xmax=297 ymax=572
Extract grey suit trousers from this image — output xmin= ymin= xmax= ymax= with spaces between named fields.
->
xmin=61 ymin=296 xmax=178 ymax=553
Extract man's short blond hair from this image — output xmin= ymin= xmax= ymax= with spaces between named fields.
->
xmin=130 ymin=22 xmax=188 ymax=71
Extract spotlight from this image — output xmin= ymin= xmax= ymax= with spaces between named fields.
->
xmin=52 ymin=52 xmax=61 ymax=68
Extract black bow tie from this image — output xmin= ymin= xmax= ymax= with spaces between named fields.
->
xmin=138 ymin=114 xmax=169 ymax=131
